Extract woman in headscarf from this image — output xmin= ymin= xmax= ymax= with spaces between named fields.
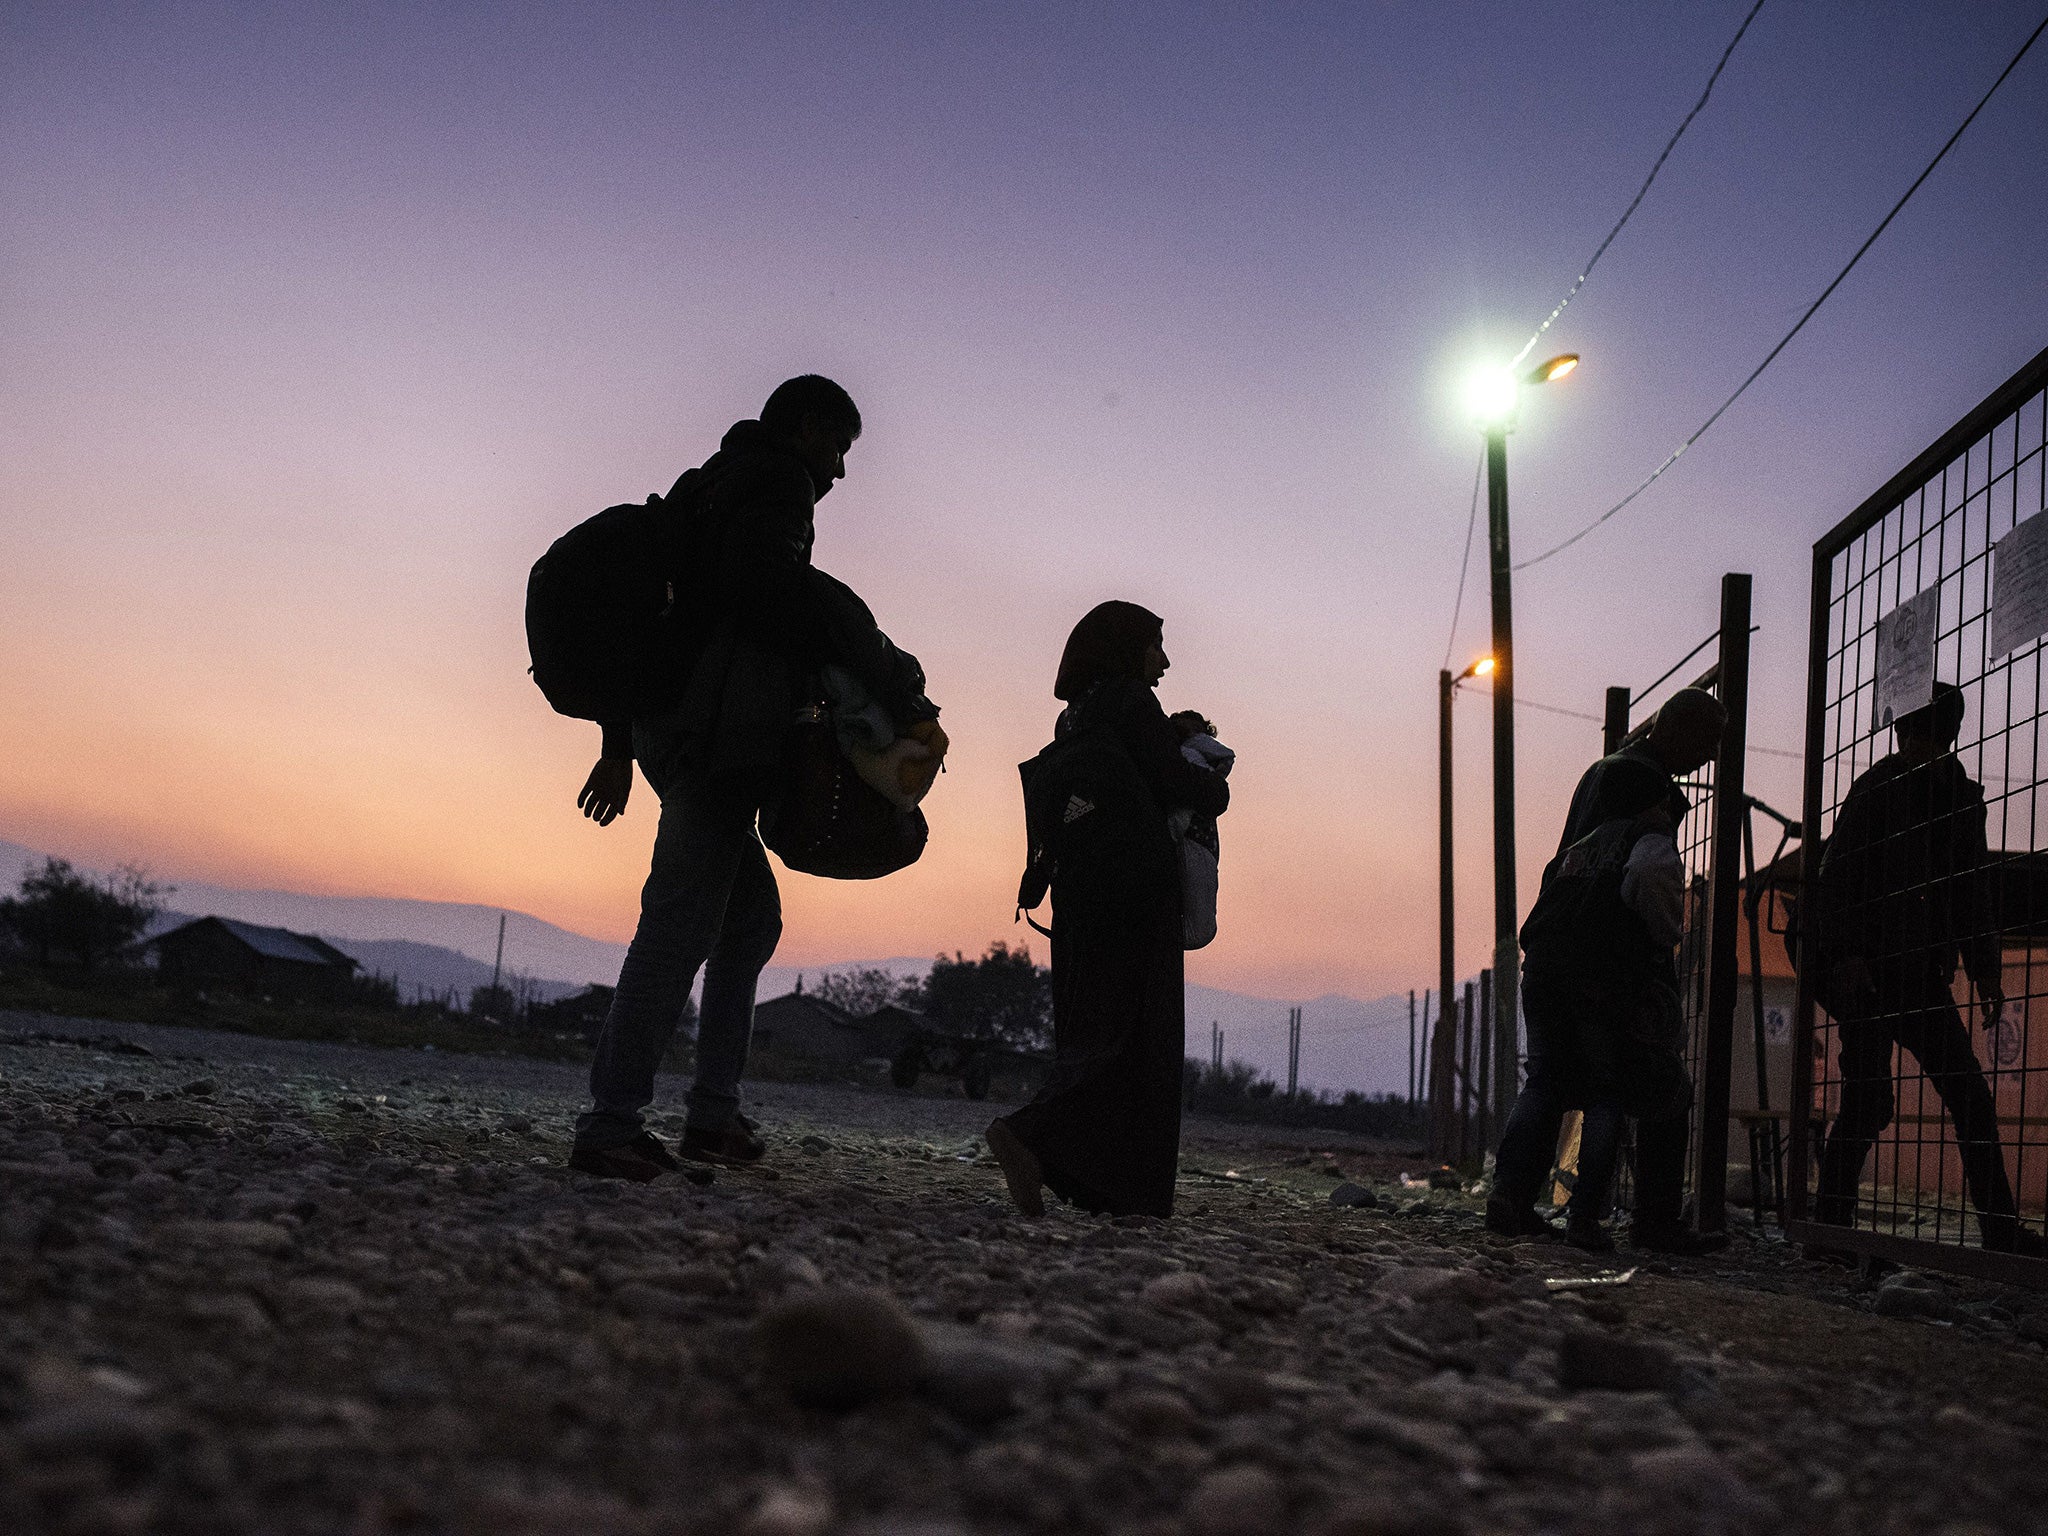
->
xmin=985 ymin=601 xmax=1231 ymax=1217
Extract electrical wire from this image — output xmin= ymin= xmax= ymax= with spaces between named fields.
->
xmin=1516 ymin=8 xmax=2048 ymax=572
xmin=1441 ymin=448 xmax=1486 ymax=669
xmin=1512 ymin=0 xmax=1769 ymax=370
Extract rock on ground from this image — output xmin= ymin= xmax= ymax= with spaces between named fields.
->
xmin=3 ymin=1009 xmax=2048 ymax=1534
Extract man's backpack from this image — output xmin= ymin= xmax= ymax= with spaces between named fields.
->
xmin=525 ymin=485 xmax=696 ymax=724
xmin=1015 ymin=724 xmax=1169 ymax=932
xmin=1518 ymin=817 xmax=1654 ymax=973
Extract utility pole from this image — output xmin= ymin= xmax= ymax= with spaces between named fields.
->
xmin=490 ymin=912 xmax=506 ymax=992
xmin=1286 ymin=1007 xmax=1301 ymax=1098
xmin=1483 ymin=424 xmax=1520 ymax=1155
xmin=1211 ymin=1020 xmax=1222 ymax=1073
xmin=1462 ymin=351 xmax=1574 ymax=1159
xmin=1439 ymin=667 xmax=1457 ymax=1103
xmin=1407 ymin=990 xmax=1417 ymax=1106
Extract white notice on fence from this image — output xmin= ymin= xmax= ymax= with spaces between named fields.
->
xmin=1873 ymin=585 xmax=1938 ymax=732
xmin=1991 ymin=513 xmax=2048 ymax=657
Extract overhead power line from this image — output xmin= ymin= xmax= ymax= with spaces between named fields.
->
xmin=1512 ymin=0 xmax=1770 ymax=370
xmin=1441 ymin=448 xmax=1485 ymax=668
xmin=1517 ymin=8 xmax=2048 ymax=572
xmin=1458 ymin=679 xmax=1804 ymax=756
xmin=1446 ymin=4 xmax=1766 ymax=662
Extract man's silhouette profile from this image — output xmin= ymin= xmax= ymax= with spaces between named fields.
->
xmin=568 ymin=375 xmax=941 ymax=1180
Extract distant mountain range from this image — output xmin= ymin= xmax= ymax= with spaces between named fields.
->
xmin=3 ymin=837 xmax=1426 ymax=1096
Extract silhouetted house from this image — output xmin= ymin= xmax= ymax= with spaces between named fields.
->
xmin=527 ymin=983 xmax=616 ymax=1042
xmin=751 ymin=991 xmax=868 ymax=1065
xmin=146 ymin=916 xmax=357 ymax=1001
xmin=746 ymin=991 xmax=923 ymax=1066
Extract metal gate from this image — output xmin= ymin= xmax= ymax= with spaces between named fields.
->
xmin=1790 ymin=344 xmax=2048 ymax=1284
xmin=1595 ymin=573 xmax=1753 ymax=1235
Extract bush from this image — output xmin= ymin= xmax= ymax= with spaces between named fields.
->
xmin=1182 ymin=1056 xmax=1427 ymax=1139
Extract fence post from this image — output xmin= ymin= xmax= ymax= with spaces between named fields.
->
xmin=1789 ymin=543 xmax=1833 ymax=1228
xmin=1475 ymin=967 xmax=1493 ymax=1157
xmin=1492 ymin=974 xmax=1517 ymax=1144
xmin=1428 ymin=985 xmax=1458 ymax=1163
xmin=1603 ymin=686 xmax=1631 ymax=755
xmin=1695 ymin=573 xmax=1752 ymax=1234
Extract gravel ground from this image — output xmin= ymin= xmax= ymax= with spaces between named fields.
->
xmin=4 ymin=1010 xmax=2048 ymax=1536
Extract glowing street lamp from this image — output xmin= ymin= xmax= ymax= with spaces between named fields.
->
xmin=1465 ymin=351 xmax=1578 ymax=1139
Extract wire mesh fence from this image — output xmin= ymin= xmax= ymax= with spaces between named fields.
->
xmin=1791 ymin=344 xmax=2048 ymax=1282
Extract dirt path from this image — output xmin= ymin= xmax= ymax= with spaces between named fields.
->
xmin=3 ymin=1011 xmax=2046 ymax=1535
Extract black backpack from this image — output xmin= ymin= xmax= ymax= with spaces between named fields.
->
xmin=1519 ymin=816 xmax=1656 ymax=974
xmin=1015 ymin=723 xmax=1170 ymax=932
xmin=525 ymin=479 xmax=698 ymax=723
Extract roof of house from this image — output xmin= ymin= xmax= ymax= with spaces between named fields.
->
xmin=758 ymin=990 xmax=856 ymax=1025
xmin=153 ymin=916 xmax=358 ymax=970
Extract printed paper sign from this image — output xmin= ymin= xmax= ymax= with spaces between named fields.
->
xmin=1990 ymin=512 xmax=2048 ymax=657
xmin=1873 ymin=585 xmax=1938 ymax=732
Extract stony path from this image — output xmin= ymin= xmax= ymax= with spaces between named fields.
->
xmin=3 ymin=1012 xmax=2047 ymax=1535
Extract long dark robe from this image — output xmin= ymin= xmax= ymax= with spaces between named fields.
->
xmin=1001 ymin=678 xmax=1228 ymax=1217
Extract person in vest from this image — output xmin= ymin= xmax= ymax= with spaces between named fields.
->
xmin=568 ymin=376 xmax=944 ymax=1181
xmin=984 ymin=603 xmax=1229 ymax=1218
xmin=1487 ymin=687 xmax=1728 ymax=1255
xmin=1812 ymin=683 xmax=2042 ymax=1255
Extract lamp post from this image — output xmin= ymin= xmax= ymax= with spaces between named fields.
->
xmin=1462 ymin=352 xmax=1578 ymax=1135
xmin=1437 ymin=653 xmax=1492 ymax=1133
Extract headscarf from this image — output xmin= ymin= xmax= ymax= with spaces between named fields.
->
xmin=1054 ymin=600 xmax=1164 ymax=702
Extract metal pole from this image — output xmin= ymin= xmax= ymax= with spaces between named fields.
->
xmin=1484 ymin=426 xmax=1520 ymax=1158
xmin=1695 ymin=573 xmax=1753 ymax=1234
xmin=1493 ymin=968 xmax=1517 ymax=1141
xmin=1476 ymin=966 xmax=1493 ymax=1151
xmin=1603 ymin=686 xmax=1632 ymax=757
xmin=1459 ymin=981 xmax=1476 ymax=1166
xmin=1417 ymin=988 xmax=1431 ymax=1107
xmin=1438 ymin=667 xmax=1456 ymax=1118
xmin=1429 ymin=987 xmax=1456 ymax=1162
xmin=1744 ymin=812 xmax=1771 ymax=1116
xmin=1787 ymin=544 xmax=1833 ymax=1230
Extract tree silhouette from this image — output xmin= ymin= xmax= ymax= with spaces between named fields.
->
xmin=0 ymin=858 xmax=170 ymax=969
xmin=814 ymin=966 xmax=919 ymax=1017
xmin=917 ymin=941 xmax=1051 ymax=1050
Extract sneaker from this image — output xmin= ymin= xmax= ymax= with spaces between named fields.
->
xmin=1631 ymin=1223 xmax=1730 ymax=1257
xmin=1564 ymin=1215 xmax=1616 ymax=1253
xmin=568 ymin=1131 xmax=678 ymax=1183
xmin=680 ymin=1119 xmax=767 ymax=1166
xmin=1981 ymin=1221 xmax=2048 ymax=1258
xmin=1484 ymin=1199 xmax=1559 ymax=1240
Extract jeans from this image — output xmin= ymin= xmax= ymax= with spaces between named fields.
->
xmin=1815 ymin=971 xmax=2018 ymax=1239
xmin=1494 ymin=967 xmax=1692 ymax=1226
xmin=574 ymin=717 xmax=783 ymax=1150
xmin=1492 ymin=970 xmax=1582 ymax=1213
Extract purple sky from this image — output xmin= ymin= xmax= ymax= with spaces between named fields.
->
xmin=4 ymin=2 xmax=2046 ymax=1000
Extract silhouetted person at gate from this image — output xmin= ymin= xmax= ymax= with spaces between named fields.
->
xmin=1488 ymin=687 xmax=1728 ymax=1255
xmin=1812 ymin=682 xmax=2043 ymax=1255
